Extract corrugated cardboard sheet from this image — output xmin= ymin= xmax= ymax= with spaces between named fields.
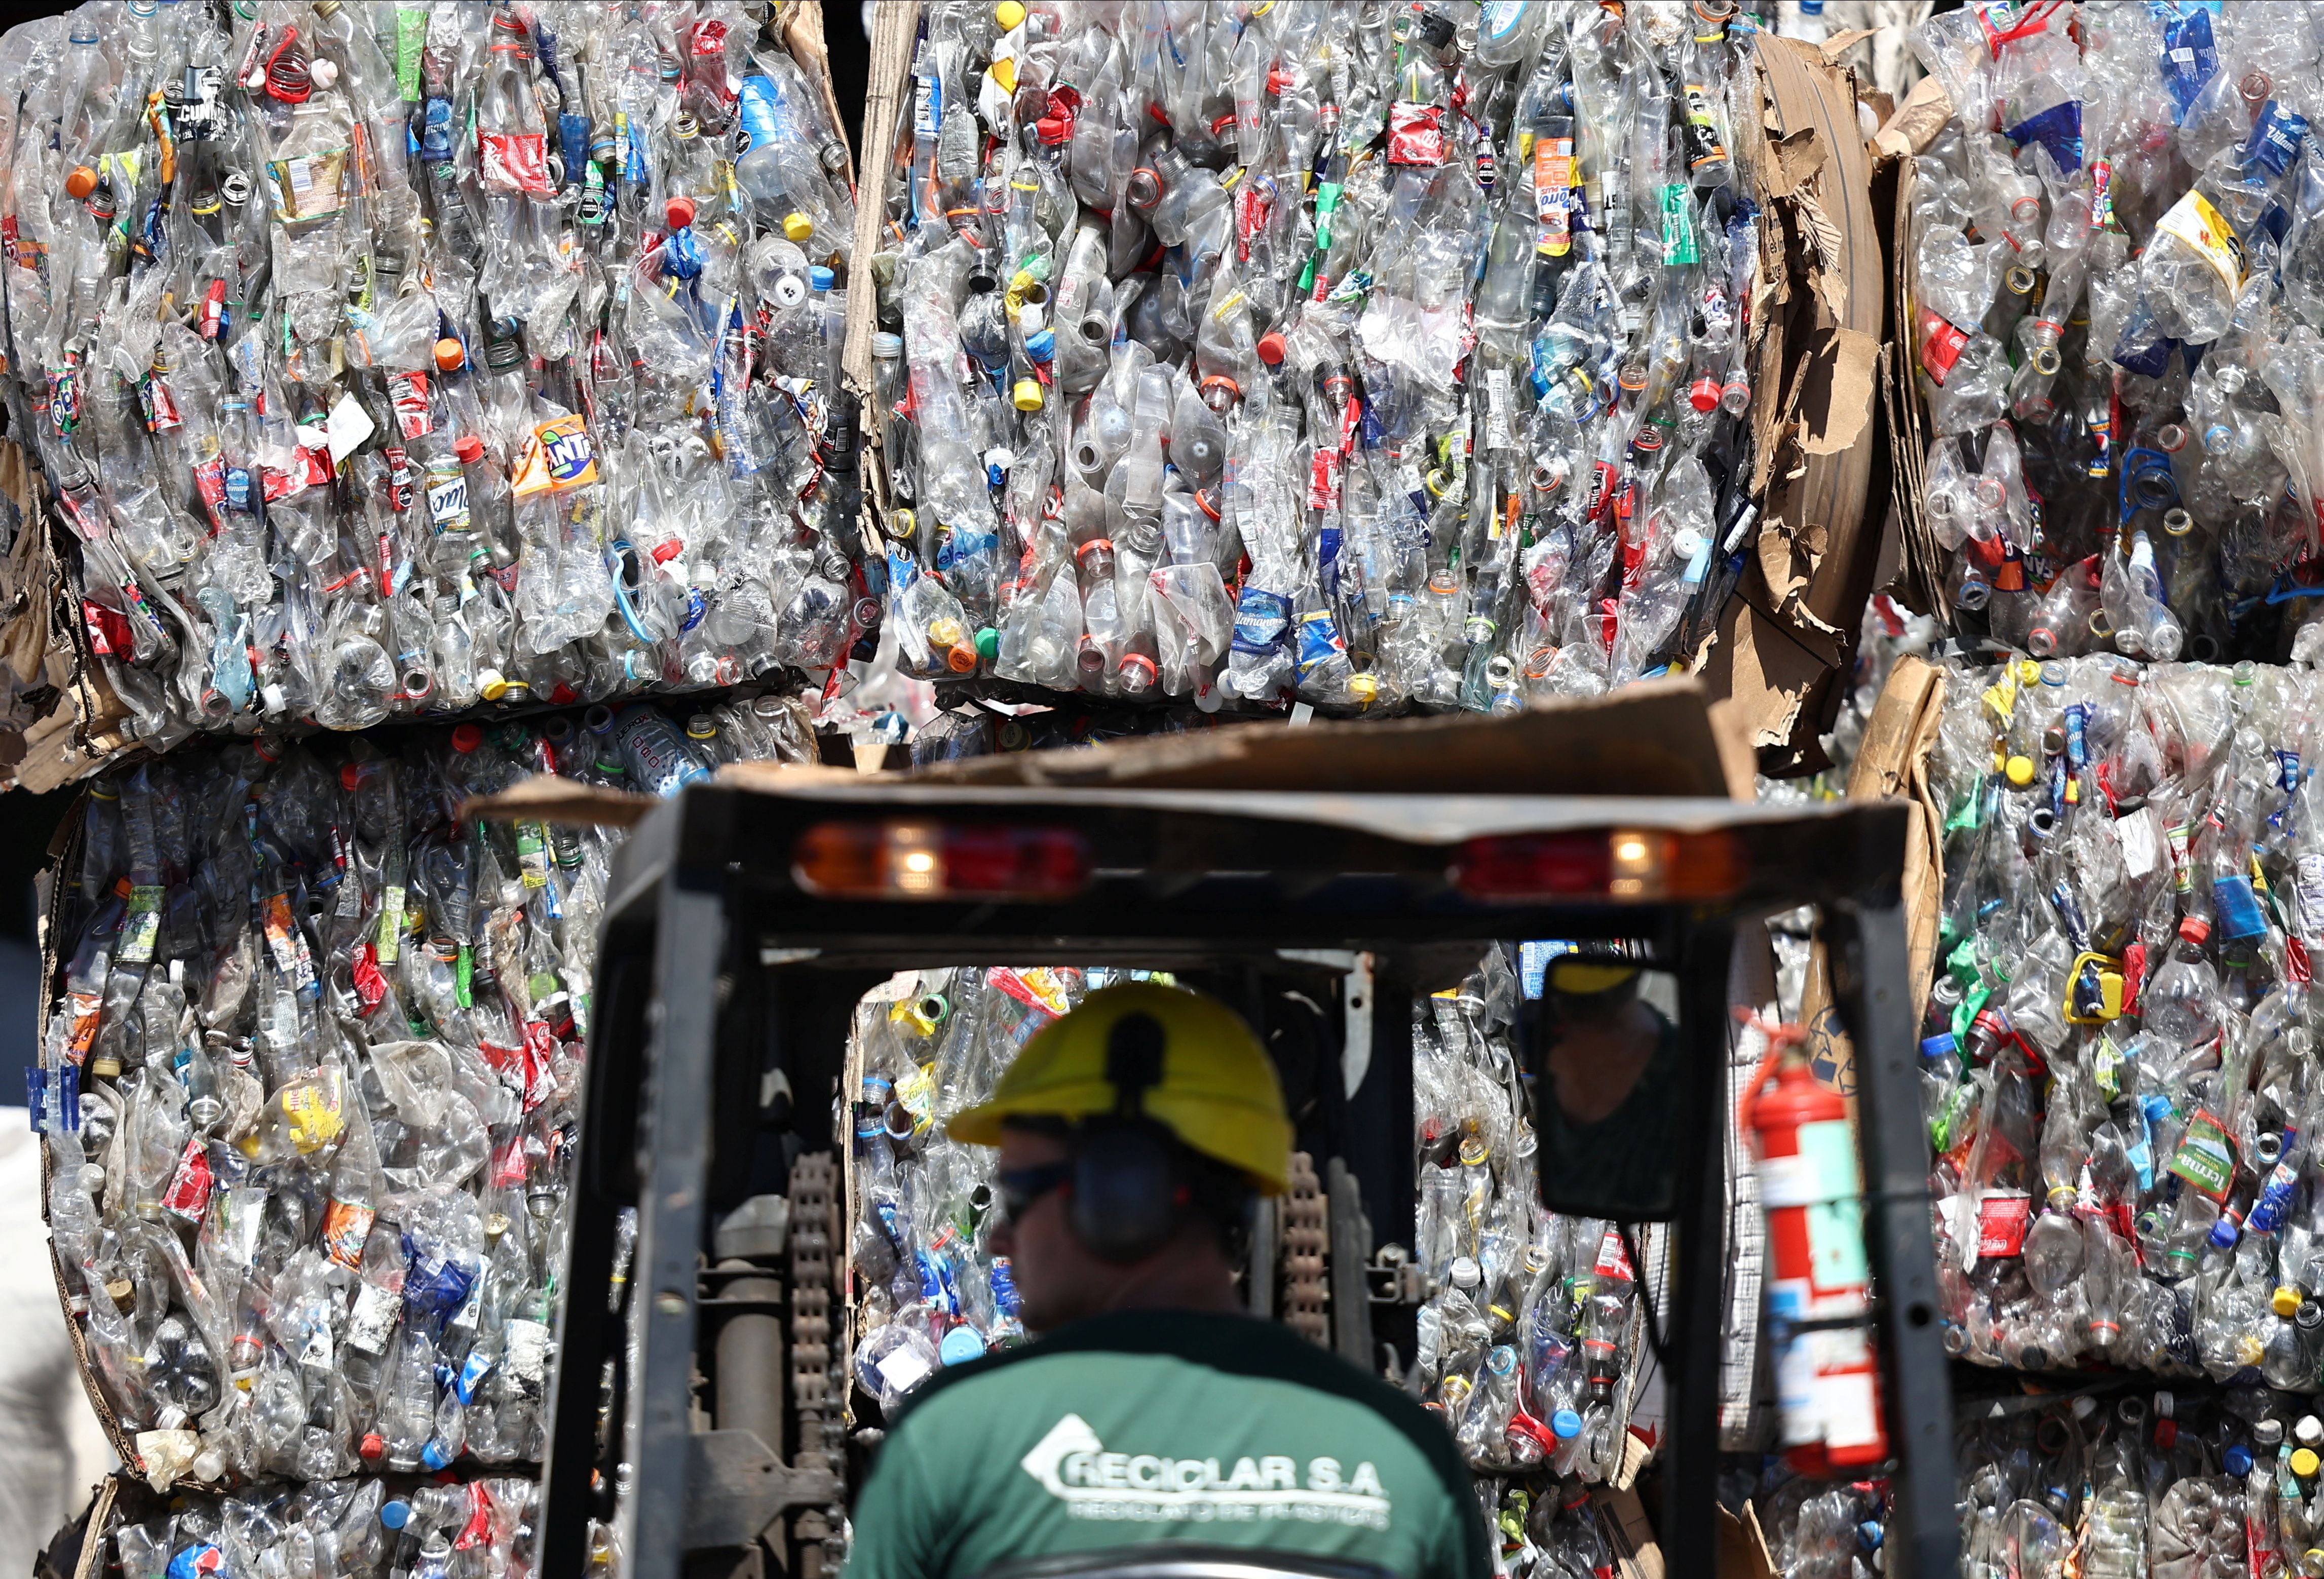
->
xmin=1792 ymin=652 xmax=1950 ymax=1096
xmin=465 ymin=677 xmax=1760 ymax=825
xmin=1698 ymin=35 xmax=1896 ymax=775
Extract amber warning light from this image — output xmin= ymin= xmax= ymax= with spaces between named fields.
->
xmin=1451 ymin=829 xmax=1747 ymax=902
xmin=791 ymin=821 xmax=1093 ymax=901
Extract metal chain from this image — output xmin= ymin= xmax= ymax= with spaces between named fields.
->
xmin=1281 ymin=1150 xmax=1330 ymax=1346
xmin=788 ymin=1151 xmax=843 ymax=1579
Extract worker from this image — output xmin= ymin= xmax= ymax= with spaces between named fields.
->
xmin=847 ymin=983 xmax=1487 ymax=1579
xmin=1535 ymin=960 xmax=1681 ymax=1215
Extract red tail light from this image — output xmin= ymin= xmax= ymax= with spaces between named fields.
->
xmin=1451 ymin=829 xmax=1746 ymax=902
xmin=791 ymin=821 xmax=1092 ymax=901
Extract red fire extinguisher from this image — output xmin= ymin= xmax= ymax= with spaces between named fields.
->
xmin=1738 ymin=1014 xmax=1890 ymax=1475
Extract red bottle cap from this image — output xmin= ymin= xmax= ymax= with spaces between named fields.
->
xmin=1255 ymin=329 xmax=1287 ymax=366
xmin=451 ymin=722 xmax=484 ymax=753
xmin=454 ymin=434 xmax=485 ymax=463
xmin=664 ymin=196 xmax=697 ymax=230
xmin=2179 ymin=915 xmax=2211 ymax=945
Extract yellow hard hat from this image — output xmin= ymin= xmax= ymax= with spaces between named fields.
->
xmin=1548 ymin=960 xmax=1641 ymax=996
xmin=947 ymin=983 xmax=1293 ymax=1195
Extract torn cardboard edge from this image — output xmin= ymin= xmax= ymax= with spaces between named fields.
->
xmin=1588 ymin=1459 xmax=1778 ymax=1579
xmin=1873 ymin=73 xmax=1955 ymax=162
xmin=840 ymin=0 xmax=920 ymax=403
xmin=1794 ymin=652 xmax=1951 ymax=1096
xmin=781 ymin=2 xmax=854 ymax=180
xmin=1698 ymin=34 xmax=1893 ymax=773
xmin=1882 ymin=151 xmax=1952 ymax=623
xmin=463 ymin=678 xmax=1760 ymax=827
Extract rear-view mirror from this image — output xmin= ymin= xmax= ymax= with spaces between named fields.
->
xmin=1527 ymin=962 xmax=1691 ymax=1220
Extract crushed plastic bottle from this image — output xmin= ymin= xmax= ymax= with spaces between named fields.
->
xmin=1904 ymin=2 xmax=2324 ymax=665
xmin=0 ymin=4 xmax=866 ymax=746
xmin=1412 ymin=950 xmax=1649 ymax=1484
xmin=1911 ymin=650 xmax=2324 ymax=1387
xmin=103 ymin=1471 xmax=537 ymax=1579
xmin=32 ymin=698 xmax=814 ymax=1495
xmin=1944 ymin=1388 xmax=2324 ymax=1579
xmin=869 ymin=2 xmax=1769 ymax=714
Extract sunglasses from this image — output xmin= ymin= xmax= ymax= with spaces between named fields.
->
xmin=998 ymin=1161 xmax=1073 ymax=1221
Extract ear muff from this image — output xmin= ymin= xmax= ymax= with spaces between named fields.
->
xmin=1065 ymin=1011 xmax=1188 ymax=1264
xmin=1068 ymin=1118 xmax=1186 ymax=1264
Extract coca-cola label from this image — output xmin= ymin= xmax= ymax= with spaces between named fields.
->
xmin=352 ymin=941 xmax=388 ymax=1010
xmin=478 ymin=131 xmax=554 ymax=197
xmin=1592 ymin=1225 xmax=1634 ymax=1281
xmin=1919 ymin=311 xmax=1971 ymax=385
xmin=81 ymin=599 xmax=127 ymax=656
xmin=1387 ymin=103 xmax=1446 ymax=167
xmin=1973 ymin=1190 xmax=2032 ymax=1259
xmin=388 ymin=371 xmax=433 ymax=439
xmin=162 ymin=1139 xmax=214 ymax=1221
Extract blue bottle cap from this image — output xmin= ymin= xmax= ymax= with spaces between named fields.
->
xmin=381 ymin=1500 xmax=411 ymax=1530
xmin=1920 ymin=1033 xmax=1958 ymax=1061
xmin=1551 ymin=1408 xmax=1583 ymax=1439
xmin=810 ymin=266 xmax=835 ymax=292
xmin=939 ymin=1326 xmax=987 ymax=1365
xmin=2227 ymin=1445 xmax=2254 ymax=1476
xmin=1857 ymin=1522 xmax=1883 ymax=1551
xmin=421 ymin=1441 xmax=453 ymax=1471
xmin=2210 ymin=1215 xmax=2241 ymax=1250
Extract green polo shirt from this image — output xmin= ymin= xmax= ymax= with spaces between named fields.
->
xmin=847 ymin=1311 xmax=1485 ymax=1579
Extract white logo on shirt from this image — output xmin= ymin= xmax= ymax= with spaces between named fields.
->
xmin=1018 ymin=1415 xmax=1392 ymax=1530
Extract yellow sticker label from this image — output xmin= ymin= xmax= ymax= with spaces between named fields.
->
xmin=2154 ymin=188 xmax=2248 ymax=294
xmin=895 ymin=1065 xmax=936 ymax=1132
xmin=281 ymin=1083 xmax=345 ymax=1153
xmin=1983 ymin=667 xmax=2018 ymax=724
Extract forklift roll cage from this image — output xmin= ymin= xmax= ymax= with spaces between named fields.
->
xmin=536 ymin=778 xmax=1951 ymax=1579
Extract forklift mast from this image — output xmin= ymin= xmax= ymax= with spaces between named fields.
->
xmin=525 ymin=750 xmax=1951 ymax=1579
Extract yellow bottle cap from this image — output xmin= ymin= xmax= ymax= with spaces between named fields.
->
xmin=783 ymin=212 xmax=814 ymax=243
xmin=996 ymin=0 xmax=1026 ymax=28
xmin=2295 ymin=1448 xmax=2319 ymax=1479
xmin=1012 ymin=377 xmax=1044 ymax=411
xmin=478 ymin=669 xmax=510 ymax=702
xmin=2005 ymin=754 xmax=2036 ymax=787
xmin=1348 ymin=673 xmax=1380 ymax=704
xmin=929 ymin=616 xmax=966 ymax=647
xmin=2279 ymin=1286 xmax=2305 ymax=1319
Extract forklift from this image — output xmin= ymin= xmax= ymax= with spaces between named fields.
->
xmin=527 ymin=702 xmax=1955 ymax=1579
